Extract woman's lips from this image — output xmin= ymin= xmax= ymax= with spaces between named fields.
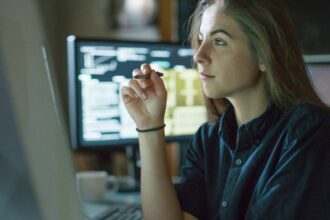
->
xmin=200 ymin=72 xmax=215 ymax=79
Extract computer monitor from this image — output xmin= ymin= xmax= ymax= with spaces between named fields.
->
xmin=67 ymin=36 xmax=207 ymax=149
xmin=1 ymin=0 xmax=83 ymax=219
xmin=304 ymin=54 xmax=330 ymax=106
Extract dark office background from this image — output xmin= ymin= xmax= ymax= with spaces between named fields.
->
xmin=285 ymin=0 xmax=330 ymax=54
xmin=177 ymin=0 xmax=330 ymax=54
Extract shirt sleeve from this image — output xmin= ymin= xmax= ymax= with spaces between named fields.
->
xmin=174 ymin=125 xmax=209 ymax=220
xmin=247 ymin=111 xmax=330 ymax=220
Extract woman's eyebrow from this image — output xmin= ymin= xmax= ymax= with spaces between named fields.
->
xmin=210 ymin=29 xmax=233 ymax=39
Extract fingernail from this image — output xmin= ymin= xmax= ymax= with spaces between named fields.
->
xmin=142 ymin=82 xmax=149 ymax=88
xmin=141 ymin=93 xmax=147 ymax=99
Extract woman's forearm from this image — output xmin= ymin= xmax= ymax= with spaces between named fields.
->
xmin=138 ymin=129 xmax=183 ymax=220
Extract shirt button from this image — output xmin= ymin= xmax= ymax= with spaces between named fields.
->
xmin=235 ymin=159 xmax=242 ymax=166
xmin=221 ymin=201 xmax=228 ymax=208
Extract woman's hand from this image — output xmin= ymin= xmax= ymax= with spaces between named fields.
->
xmin=120 ymin=63 xmax=167 ymax=130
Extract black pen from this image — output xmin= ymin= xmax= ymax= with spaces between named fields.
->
xmin=133 ymin=71 xmax=164 ymax=79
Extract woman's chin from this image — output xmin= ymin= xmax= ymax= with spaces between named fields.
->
xmin=203 ymin=89 xmax=227 ymax=99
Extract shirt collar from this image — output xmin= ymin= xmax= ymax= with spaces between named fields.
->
xmin=218 ymin=103 xmax=282 ymax=149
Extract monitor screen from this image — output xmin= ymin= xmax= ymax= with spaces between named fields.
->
xmin=67 ymin=36 xmax=207 ymax=149
xmin=304 ymin=54 xmax=330 ymax=106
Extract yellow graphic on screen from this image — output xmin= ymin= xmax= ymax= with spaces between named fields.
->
xmin=157 ymin=67 xmax=207 ymax=136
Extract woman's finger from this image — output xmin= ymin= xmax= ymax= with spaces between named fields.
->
xmin=128 ymin=78 xmax=148 ymax=100
xmin=121 ymin=85 xmax=138 ymax=99
xmin=132 ymin=68 xmax=150 ymax=89
xmin=141 ymin=63 xmax=152 ymax=74
xmin=149 ymin=70 xmax=167 ymax=97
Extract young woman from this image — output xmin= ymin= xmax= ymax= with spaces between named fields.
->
xmin=121 ymin=0 xmax=330 ymax=219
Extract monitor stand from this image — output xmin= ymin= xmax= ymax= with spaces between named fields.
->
xmin=117 ymin=145 xmax=140 ymax=192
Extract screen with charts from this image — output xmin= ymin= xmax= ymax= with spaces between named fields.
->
xmin=304 ymin=54 xmax=330 ymax=106
xmin=67 ymin=36 xmax=207 ymax=149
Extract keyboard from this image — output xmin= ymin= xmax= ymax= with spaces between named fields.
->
xmin=84 ymin=203 xmax=143 ymax=220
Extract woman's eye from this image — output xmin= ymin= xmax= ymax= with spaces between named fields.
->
xmin=214 ymin=39 xmax=226 ymax=46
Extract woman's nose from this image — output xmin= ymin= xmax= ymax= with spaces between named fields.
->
xmin=193 ymin=43 xmax=211 ymax=65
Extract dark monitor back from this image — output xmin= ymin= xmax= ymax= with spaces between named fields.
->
xmin=67 ymin=36 xmax=207 ymax=149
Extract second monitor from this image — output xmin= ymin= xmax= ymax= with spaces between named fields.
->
xmin=67 ymin=36 xmax=207 ymax=149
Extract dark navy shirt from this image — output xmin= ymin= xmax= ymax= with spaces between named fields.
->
xmin=175 ymin=103 xmax=330 ymax=220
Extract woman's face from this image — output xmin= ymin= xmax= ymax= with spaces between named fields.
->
xmin=194 ymin=4 xmax=265 ymax=100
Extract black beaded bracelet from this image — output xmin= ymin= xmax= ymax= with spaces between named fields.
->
xmin=136 ymin=124 xmax=166 ymax=132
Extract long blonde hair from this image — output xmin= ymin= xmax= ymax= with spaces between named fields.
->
xmin=190 ymin=0 xmax=328 ymax=121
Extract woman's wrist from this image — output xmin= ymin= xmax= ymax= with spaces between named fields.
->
xmin=136 ymin=119 xmax=165 ymax=131
xmin=137 ymin=124 xmax=166 ymax=145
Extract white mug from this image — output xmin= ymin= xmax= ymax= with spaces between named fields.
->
xmin=76 ymin=171 xmax=118 ymax=203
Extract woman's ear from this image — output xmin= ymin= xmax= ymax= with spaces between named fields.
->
xmin=259 ymin=63 xmax=266 ymax=72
